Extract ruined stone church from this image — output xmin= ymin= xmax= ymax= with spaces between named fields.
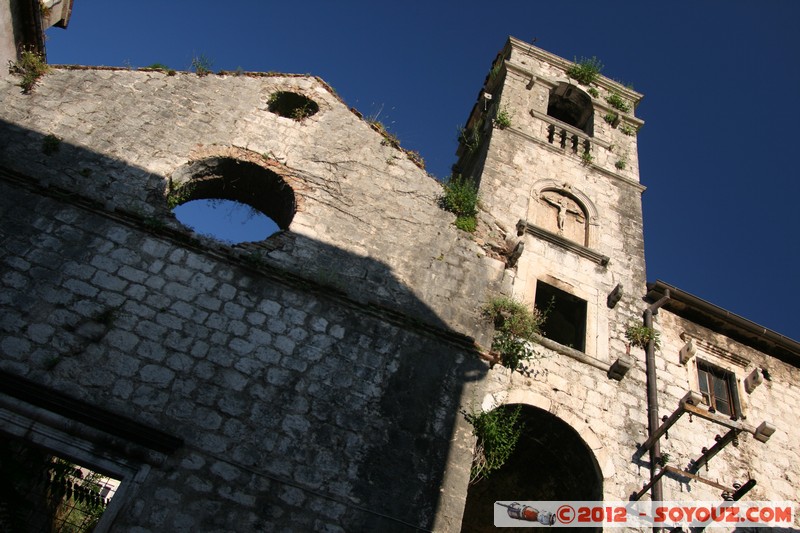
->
xmin=1 ymin=2 xmax=798 ymax=531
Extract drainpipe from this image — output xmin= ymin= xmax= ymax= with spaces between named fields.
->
xmin=644 ymin=289 xmax=669 ymax=530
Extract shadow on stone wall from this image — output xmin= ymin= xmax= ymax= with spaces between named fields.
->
xmin=0 ymin=120 xmax=492 ymax=531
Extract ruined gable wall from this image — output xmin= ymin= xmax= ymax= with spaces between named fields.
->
xmin=0 ymin=68 xmax=504 ymax=531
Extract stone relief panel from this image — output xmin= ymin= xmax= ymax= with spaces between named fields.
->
xmin=532 ymin=189 xmax=587 ymax=245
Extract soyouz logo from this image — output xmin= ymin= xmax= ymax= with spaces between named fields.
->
xmin=494 ymin=501 xmax=796 ymax=528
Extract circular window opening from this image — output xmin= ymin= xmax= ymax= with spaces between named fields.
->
xmin=168 ymin=157 xmax=296 ymax=244
xmin=267 ymin=91 xmax=319 ymax=120
xmin=173 ymin=199 xmax=279 ymax=244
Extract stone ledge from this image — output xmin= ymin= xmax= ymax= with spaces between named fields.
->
xmin=516 ymin=219 xmax=610 ymax=266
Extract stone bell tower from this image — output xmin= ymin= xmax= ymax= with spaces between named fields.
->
xmin=455 ymin=37 xmax=646 ymax=363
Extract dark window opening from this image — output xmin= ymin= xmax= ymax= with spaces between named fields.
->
xmin=535 ymin=281 xmax=587 ymax=352
xmin=169 ymin=157 xmax=296 ymax=243
xmin=267 ymin=91 xmax=319 ymax=120
xmin=697 ymin=362 xmax=740 ymax=419
xmin=0 ymin=435 xmax=120 ymax=533
xmin=547 ymin=83 xmax=594 ymax=136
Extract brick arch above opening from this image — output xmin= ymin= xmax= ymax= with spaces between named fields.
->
xmin=169 ymin=147 xmax=300 ymax=232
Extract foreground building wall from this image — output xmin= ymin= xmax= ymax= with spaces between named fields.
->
xmin=0 ymin=38 xmax=798 ymax=532
xmin=0 ymin=67 xmax=503 ymax=531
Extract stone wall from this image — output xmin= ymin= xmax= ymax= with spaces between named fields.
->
xmin=0 ymin=67 xmax=506 ymax=531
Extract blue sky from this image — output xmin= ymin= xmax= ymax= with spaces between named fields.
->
xmin=45 ymin=1 xmax=800 ymax=341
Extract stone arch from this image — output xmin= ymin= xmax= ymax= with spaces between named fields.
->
xmin=547 ymin=82 xmax=594 ymax=136
xmin=168 ymin=147 xmax=298 ymax=236
xmin=529 ymin=180 xmax=598 ymax=247
xmin=461 ymin=401 xmax=606 ymax=532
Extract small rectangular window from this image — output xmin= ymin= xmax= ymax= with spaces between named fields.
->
xmin=697 ymin=362 xmax=740 ymax=419
xmin=535 ymin=281 xmax=587 ymax=352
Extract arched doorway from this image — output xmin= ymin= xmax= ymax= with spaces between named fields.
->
xmin=461 ymin=404 xmax=603 ymax=532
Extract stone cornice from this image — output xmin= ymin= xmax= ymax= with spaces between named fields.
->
xmin=499 ymin=125 xmax=647 ymax=193
xmin=517 ymin=219 xmax=610 ymax=266
xmin=506 ymin=36 xmax=644 ymax=105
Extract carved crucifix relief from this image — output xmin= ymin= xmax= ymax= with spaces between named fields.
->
xmin=535 ymin=190 xmax=587 ymax=245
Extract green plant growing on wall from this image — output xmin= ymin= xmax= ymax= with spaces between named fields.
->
xmin=615 ymin=155 xmax=628 ymax=170
xmin=291 ymin=103 xmax=314 ymax=121
xmin=566 ymin=56 xmax=603 ymax=85
xmin=483 ymin=297 xmax=547 ymax=370
xmin=625 ymin=321 xmax=661 ymax=350
xmin=457 ymin=122 xmax=482 ymax=154
xmin=9 ymin=49 xmax=49 ymax=93
xmin=605 ymin=92 xmax=631 ymax=113
xmin=143 ymin=63 xmax=177 ymax=76
xmin=580 ymin=151 xmax=593 ymax=165
xmin=455 ymin=216 xmax=476 ymax=232
xmin=488 ymin=59 xmax=503 ymax=81
xmin=604 ymin=112 xmax=619 ymax=126
xmin=495 ymin=106 xmax=512 ymax=129
xmin=191 ymin=54 xmax=213 ymax=76
xmin=166 ymin=182 xmax=195 ymax=209
xmin=370 ymin=119 xmax=400 ymax=148
xmin=587 ymin=87 xmax=599 ymax=98
xmin=620 ymin=124 xmax=637 ymax=136
xmin=406 ymin=150 xmax=425 ymax=169
xmin=42 ymin=134 xmax=61 ymax=155
xmin=440 ymin=174 xmax=479 ymax=232
xmin=464 ymin=405 xmax=523 ymax=482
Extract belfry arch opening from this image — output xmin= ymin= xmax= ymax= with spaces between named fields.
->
xmin=169 ymin=157 xmax=296 ymax=244
xmin=547 ymin=83 xmax=594 ymax=136
xmin=461 ymin=404 xmax=602 ymax=532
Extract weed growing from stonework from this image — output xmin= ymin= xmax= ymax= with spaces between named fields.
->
xmin=440 ymin=174 xmax=479 ymax=233
xmin=464 ymin=405 xmax=523 ymax=483
xmin=604 ymin=112 xmax=619 ymax=126
xmin=166 ymin=182 xmax=195 ymax=209
xmin=369 ymin=119 xmax=400 ymax=148
xmin=457 ymin=120 xmax=483 ymax=154
xmin=587 ymin=87 xmax=599 ymax=98
xmin=9 ymin=49 xmax=49 ymax=93
xmin=581 ymin=151 xmax=593 ymax=165
xmin=143 ymin=63 xmax=177 ymax=76
xmin=620 ymin=124 xmax=637 ymax=136
xmin=42 ymin=134 xmax=61 ymax=155
xmin=495 ymin=106 xmax=512 ymax=129
xmin=566 ymin=56 xmax=603 ymax=86
xmin=488 ymin=59 xmax=503 ymax=81
xmin=483 ymin=297 xmax=548 ymax=370
xmin=191 ymin=54 xmax=213 ymax=76
xmin=455 ymin=216 xmax=476 ymax=233
xmin=625 ymin=321 xmax=661 ymax=350
xmin=291 ymin=103 xmax=313 ymax=121
xmin=406 ymin=150 xmax=425 ymax=169
xmin=606 ymin=92 xmax=631 ymax=113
